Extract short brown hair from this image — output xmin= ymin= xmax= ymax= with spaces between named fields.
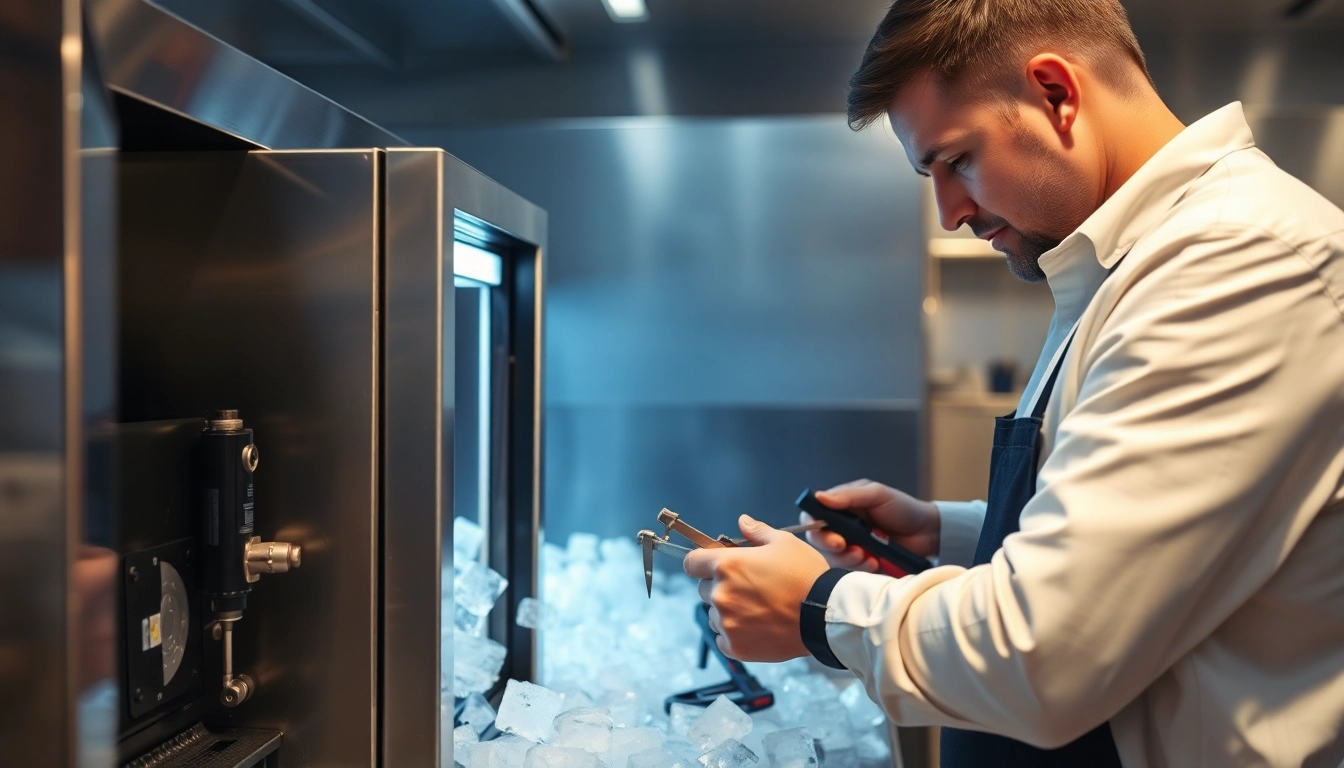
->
xmin=847 ymin=0 xmax=1152 ymax=130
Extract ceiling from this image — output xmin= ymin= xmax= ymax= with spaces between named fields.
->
xmin=154 ymin=0 xmax=1344 ymax=73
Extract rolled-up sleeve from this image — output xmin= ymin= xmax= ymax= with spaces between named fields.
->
xmin=822 ymin=225 xmax=1344 ymax=748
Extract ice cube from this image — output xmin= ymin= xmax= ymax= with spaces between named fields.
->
xmin=663 ymin=740 xmax=703 ymax=768
xmin=453 ymin=630 xmax=507 ymax=697
xmin=816 ymin=745 xmax=857 ymax=768
xmin=668 ymin=704 xmax=702 ymax=738
xmin=457 ymin=561 xmax=509 ymax=616
xmin=687 ymin=696 xmax=752 ymax=752
xmin=567 ymin=533 xmax=600 ymax=563
xmin=461 ymin=692 xmax=497 ymax=735
xmin=696 ymin=739 xmax=758 ymax=768
xmin=838 ymin=685 xmax=885 ymax=731
xmin=761 ymin=728 xmax=818 ymax=768
xmin=455 ymin=724 xmax=481 ymax=767
xmin=552 ymin=707 xmax=613 ymax=756
xmin=628 ymin=747 xmax=687 ymax=768
xmin=740 ymin=715 xmax=780 ymax=760
xmin=523 ymin=745 xmax=603 ymax=768
xmin=472 ymin=739 xmax=536 ymax=768
xmin=598 ymin=689 xmax=645 ymax=729
xmin=455 ymin=602 xmax=489 ymax=636
xmin=517 ymin=597 xmax=557 ymax=630
xmin=559 ymin=690 xmax=597 ymax=712
xmin=806 ymin=701 xmax=853 ymax=752
xmin=610 ymin=726 xmax=663 ymax=768
xmin=774 ymin=676 xmax=839 ymax=727
xmin=469 ymin=740 xmax=497 ymax=768
xmin=454 ymin=517 xmax=485 ymax=564
xmin=496 ymin=680 xmax=566 ymax=743
xmin=496 ymin=735 xmax=542 ymax=768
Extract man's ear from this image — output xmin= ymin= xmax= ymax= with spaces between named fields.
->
xmin=1023 ymin=54 xmax=1081 ymax=135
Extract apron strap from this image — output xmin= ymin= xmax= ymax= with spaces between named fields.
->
xmin=1022 ymin=318 xmax=1081 ymax=420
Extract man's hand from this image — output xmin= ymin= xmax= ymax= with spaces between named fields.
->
xmin=683 ymin=515 xmax=830 ymax=662
xmin=804 ymin=479 xmax=940 ymax=573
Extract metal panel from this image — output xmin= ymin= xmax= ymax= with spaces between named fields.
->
xmin=87 ymin=0 xmax=407 ymax=149
xmin=0 ymin=1 xmax=119 ymax=764
xmin=430 ymin=116 xmax=925 ymax=406
xmin=117 ymin=150 xmax=381 ymax=767
xmin=383 ymin=147 xmax=546 ymax=767
xmin=543 ymin=404 xmax=921 ymax=552
xmin=383 ymin=149 xmax=450 ymax=768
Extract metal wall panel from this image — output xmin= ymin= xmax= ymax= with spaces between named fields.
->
xmin=424 ymin=116 xmax=927 ymax=543
xmin=1 ymin=2 xmax=119 ymax=764
xmin=544 ymin=403 xmax=922 ymax=554
xmin=117 ymin=150 xmax=381 ymax=767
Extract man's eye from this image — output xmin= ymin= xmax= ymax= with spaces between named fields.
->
xmin=948 ymin=154 xmax=969 ymax=172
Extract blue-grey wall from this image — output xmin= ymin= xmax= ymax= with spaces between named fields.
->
xmin=416 ymin=116 xmax=926 ymax=546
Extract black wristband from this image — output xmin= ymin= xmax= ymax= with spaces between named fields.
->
xmin=799 ymin=568 xmax=850 ymax=670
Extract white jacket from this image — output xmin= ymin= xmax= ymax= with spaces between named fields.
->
xmin=825 ymin=103 xmax=1344 ymax=767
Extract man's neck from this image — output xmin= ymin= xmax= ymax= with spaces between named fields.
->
xmin=1100 ymin=97 xmax=1186 ymax=201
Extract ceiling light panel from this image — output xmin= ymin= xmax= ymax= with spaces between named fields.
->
xmin=601 ymin=0 xmax=649 ymax=22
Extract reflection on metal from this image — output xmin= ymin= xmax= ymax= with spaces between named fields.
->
xmin=491 ymin=0 xmax=569 ymax=61
xmin=87 ymin=0 xmax=407 ymax=149
xmin=544 ymin=404 xmax=921 ymax=550
xmin=277 ymin=0 xmax=400 ymax=69
xmin=118 ymin=150 xmax=382 ymax=764
xmin=383 ymin=148 xmax=546 ymax=767
xmin=0 ymin=0 xmax=119 ymax=763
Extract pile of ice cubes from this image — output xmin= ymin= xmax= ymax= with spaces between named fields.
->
xmin=448 ymin=520 xmax=895 ymax=768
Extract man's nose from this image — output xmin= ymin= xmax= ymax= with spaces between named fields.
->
xmin=933 ymin=179 xmax=975 ymax=232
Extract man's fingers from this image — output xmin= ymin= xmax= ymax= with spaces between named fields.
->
xmin=815 ymin=479 xmax=886 ymax=511
xmin=738 ymin=514 xmax=783 ymax=545
xmin=806 ymin=528 xmax=848 ymax=552
xmin=715 ymin=631 xmax=738 ymax=660
xmin=832 ymin=546 xmax=871 ymax=569
xmin=683 ymin=548 xmax=717 ymax=580
xmin=707 ymin=606 xmax=723 ymax=635
xmin=698 ymin=578 xmax=712 ymax=605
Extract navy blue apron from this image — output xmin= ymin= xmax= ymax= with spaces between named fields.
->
xmin=939 ymin=333 xmax=1123 ymax=768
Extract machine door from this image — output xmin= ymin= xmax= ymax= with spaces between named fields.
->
xmin=384 ymin=148 xmax=546 ymax=768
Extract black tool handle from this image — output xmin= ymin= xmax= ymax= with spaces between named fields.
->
xmin=796 ymin=489 xmax=934 ymax=577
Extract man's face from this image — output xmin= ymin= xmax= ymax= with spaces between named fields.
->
xmin=888 ymin=72 xmax=1097 ymax=282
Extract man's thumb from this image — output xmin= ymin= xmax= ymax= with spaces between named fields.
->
xmin=739 ymin=514 xmax=781 ymax=545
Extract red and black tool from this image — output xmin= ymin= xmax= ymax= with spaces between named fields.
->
xmin=795 ymin=488 xmax=934 ymax=578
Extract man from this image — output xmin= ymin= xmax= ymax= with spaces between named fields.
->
xmin=682 ymin=0 xmax=1344 ymax=765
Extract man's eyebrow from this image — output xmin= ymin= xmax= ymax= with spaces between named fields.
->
xmin=917 ymin=137 xmax=959 ymax=169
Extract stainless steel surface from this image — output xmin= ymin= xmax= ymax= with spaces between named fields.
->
xmin=492 ymin=0 xmax=568 ymax=61
xmin=1 ymin=1 xmax=119 ymax=763
xmin=384 ymin=147 xmax=546 ymax=767
xmin=87 ymin=0 xmax=408 ymax=149
xmin=276 ymin=0 xmax=401 ymax=68
xmin=545 ymin=404 xmax=922 ymax=558
xmin=426 ymin=117 xmax=926 ymax=556
xmin=118 ymin=149 xmax=382 ymax=765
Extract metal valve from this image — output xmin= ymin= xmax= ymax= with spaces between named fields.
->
xmin=245 ymin=537 xmax=302 ymax=583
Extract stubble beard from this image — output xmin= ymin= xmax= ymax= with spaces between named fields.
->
xmin=993 ymin=122 xmax=1097 ymax=283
